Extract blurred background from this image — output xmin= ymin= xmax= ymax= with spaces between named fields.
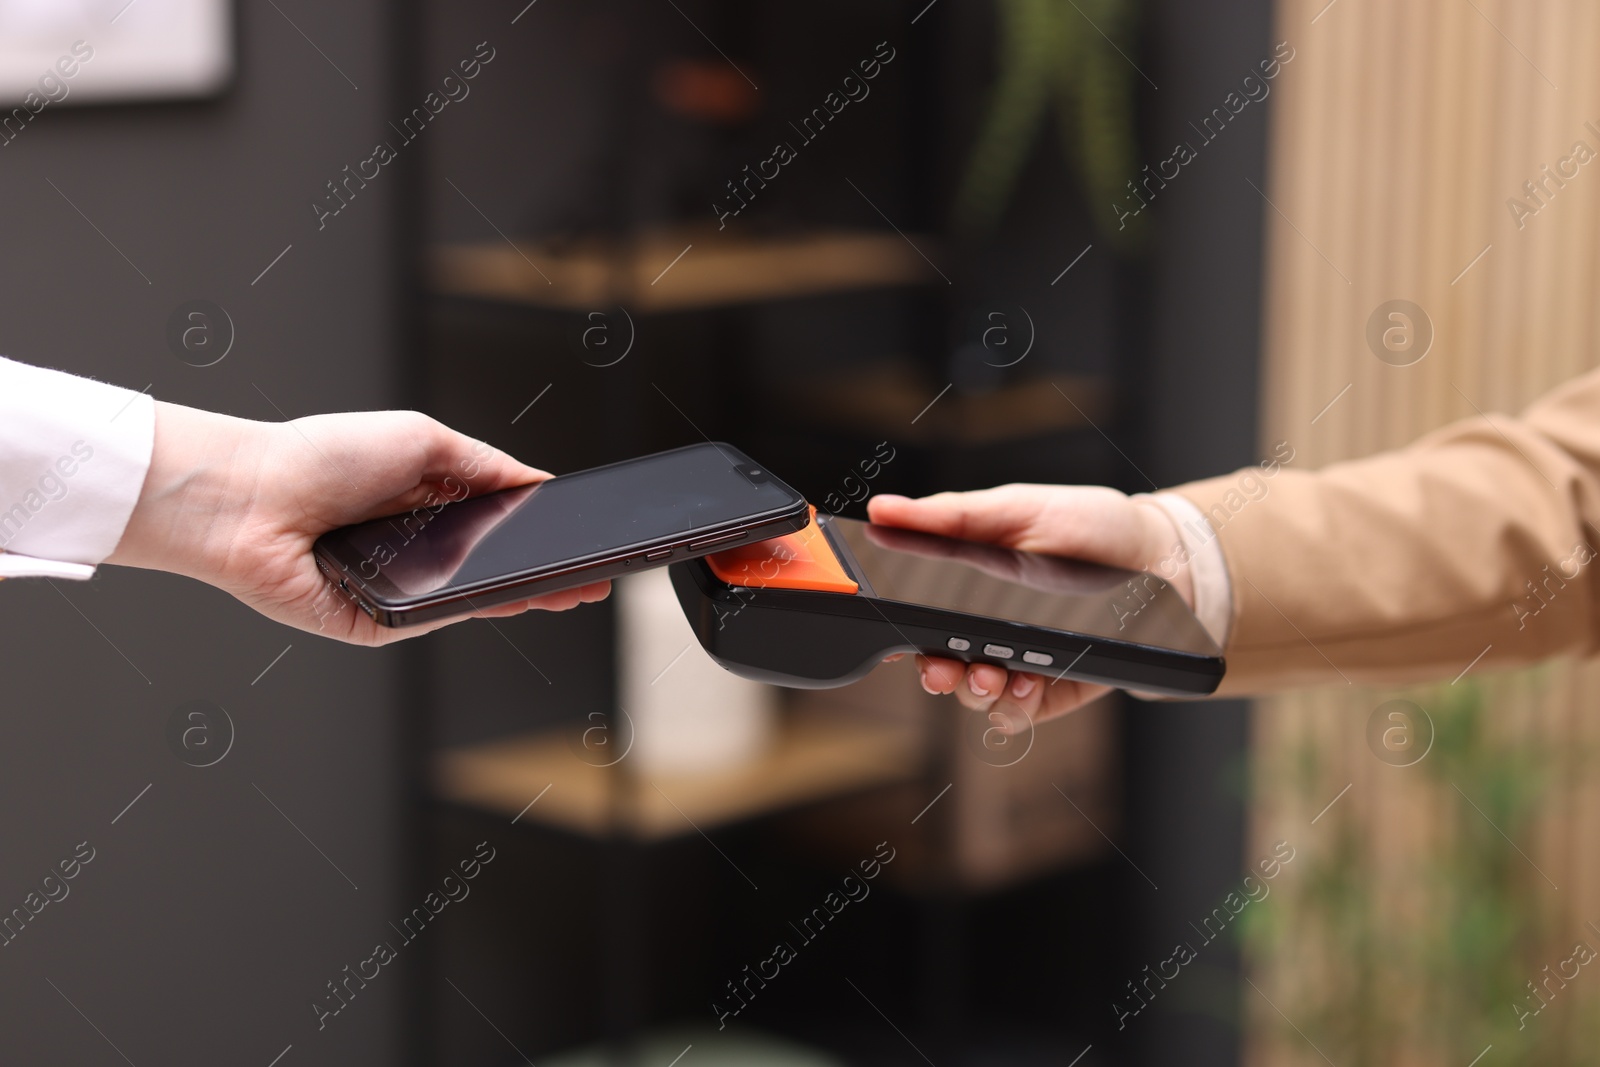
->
xmin=1 ymin=0 xmax=1596 ymax=1065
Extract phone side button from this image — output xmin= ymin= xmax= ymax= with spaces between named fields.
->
xmin=644 ymin=549 xmax=673 ymax=561
xmin=688 ymin=531 xmax=745 ymax=550
xmin=946 ymin=637 xmax=971 ymax=652
xmin=1022 ymin=650 xmax=1054 ymax=667
xmin=982 ymin=643 xmax=1015 ymax=659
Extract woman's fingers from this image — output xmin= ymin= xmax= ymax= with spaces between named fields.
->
xmin=963 ymin=662 xmax=1010 ymax=704
xmin=916 ymin=657 xmax=1008 ymax=712
xmin=917 ymin=658 xmax=1022 ymax=705
xmin=411 ymin=413 xmax=548 ymax=492
xmin=477 ymin=580 xmax=612 ymax=616
xmin=328 ymin=578 xmax=612 ymax=645
xmin=916 ymin=655 xmax=967 ymax=694
xmin=1035 ymin=677 xmax=1113 ymax=723
xmin=915 ymin=652 xmax=1112 ymax=729
xmin=867 ymin=487 xmax=1040 ymax=545
xmin=969 ymin=669 xmax=1045 ymax=733
xmin=1002 ymin=669 xmax=1045 ymax=719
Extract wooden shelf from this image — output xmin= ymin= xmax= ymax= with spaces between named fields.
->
xmin=541 ymin=1025 xmax=843 ymax=1067
xmin=785 ymin=363 xmax=1113 ymax=446
xmin=433 ymin=714 xmax=921 ymax=841
xmin=428 ymin=225 xmax=942 ymax=313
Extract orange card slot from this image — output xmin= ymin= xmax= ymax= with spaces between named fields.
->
xmin=705 ymin=506 xmax=860 ymax=594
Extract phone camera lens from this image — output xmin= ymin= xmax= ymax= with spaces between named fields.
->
xmin=740 ymin=465 xmax=771 ymax=485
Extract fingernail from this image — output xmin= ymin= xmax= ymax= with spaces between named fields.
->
xmin=969 ymin=674 xmax=990 ymax=697
xmin=921 ymin=674 xmax=941 ymax=695
xmin=1011 ymin=674 xmax=1035 ymax=698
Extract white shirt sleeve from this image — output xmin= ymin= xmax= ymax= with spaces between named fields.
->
xmin=0 ymin=357 xmax=156 ymax=580
xmin=1139 ymin=491 xmax=1234 ymax=649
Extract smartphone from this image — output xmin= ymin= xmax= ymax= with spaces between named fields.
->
xmin=671 ymin=512 xmax=1224 ymax=696
xmin=312 ymin=442 xmax=809 ymax=627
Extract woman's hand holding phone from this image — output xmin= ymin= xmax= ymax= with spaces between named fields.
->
xmin=866 ymin=484 xmax=1195 ymax=729
xmin=108 ymin=402 xmax=609 ymax=645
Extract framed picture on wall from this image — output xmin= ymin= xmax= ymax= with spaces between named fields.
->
xmin=0 ymin=0 xmax=232 ymax=107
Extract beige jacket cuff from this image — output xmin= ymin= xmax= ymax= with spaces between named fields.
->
xmin=1169 ymin=367 xmax=1600 ymax=696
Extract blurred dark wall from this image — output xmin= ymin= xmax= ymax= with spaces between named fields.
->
xmin=0 ymin=0 xmax=1277 ymax=1063
xmin=1124 ymin=0 xmax=1274 ymax=1064
xmin=415 ymin=2 xmax=1274 ymax=1065
xmin=0 ymin=3 xmax=415 ymax=1065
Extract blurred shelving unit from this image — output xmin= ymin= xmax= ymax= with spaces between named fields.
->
xmin=773 ymin=657 xmax=1121 ymax=895
xmin=433 ymin=713 xmax=922 ymax=840
xmin=429 ymin=668 xmax=1118 ymax=890
xmin=538 ymin=1025 xmax=847 ymax=1067
xmin=428 ymin=225 xmax=943 ymax=313
xmin=411 ymin=2 xmax=1146 ymax=1064
xmin=781 ymin=361 xmax=1110 ymax=446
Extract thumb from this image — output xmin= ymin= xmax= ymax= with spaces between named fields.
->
xmin=419 ymin=419 xmax=549 ymax=496
xmin=868 ymin=484 xmax=1159 ymax=569
xmin=867 ymin=486 xmax=1049 ymax=548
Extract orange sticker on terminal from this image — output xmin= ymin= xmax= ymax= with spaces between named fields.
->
xmin=706 ymin=506 xmax=860 ymax=594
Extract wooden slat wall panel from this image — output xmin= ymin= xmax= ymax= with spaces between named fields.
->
xmin=1246 ymin=1 xmax=1600 ymax=1063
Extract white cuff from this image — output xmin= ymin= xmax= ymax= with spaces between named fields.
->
xmin=0 ymin=357 xmax=156 ymax=579
xmin=1138 ymin=491 xmax=1233 ymax=649
xmin=0 ymin=553 xmax=96 ymax=580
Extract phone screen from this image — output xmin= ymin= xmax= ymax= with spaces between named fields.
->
xmin=326 ymin=443 xmax=802 ymax=599
xmin=824 ymin=517 xmax=1219 ymax=655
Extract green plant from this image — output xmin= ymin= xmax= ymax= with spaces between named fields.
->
xmin=1246 ymin=678 xmax=1600 ymax=1065
xmin=952 ymin=0 xmax=1142 ymax=244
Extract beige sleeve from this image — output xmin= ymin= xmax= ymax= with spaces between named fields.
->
xmin=1175 ymin=366 xmax=1600 ymax=696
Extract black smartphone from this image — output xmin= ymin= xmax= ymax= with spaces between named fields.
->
xmin=312 ymin=442 xmax=809 ymax=627
xmin=671 ymin=512 xmax=1224 ymax=696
